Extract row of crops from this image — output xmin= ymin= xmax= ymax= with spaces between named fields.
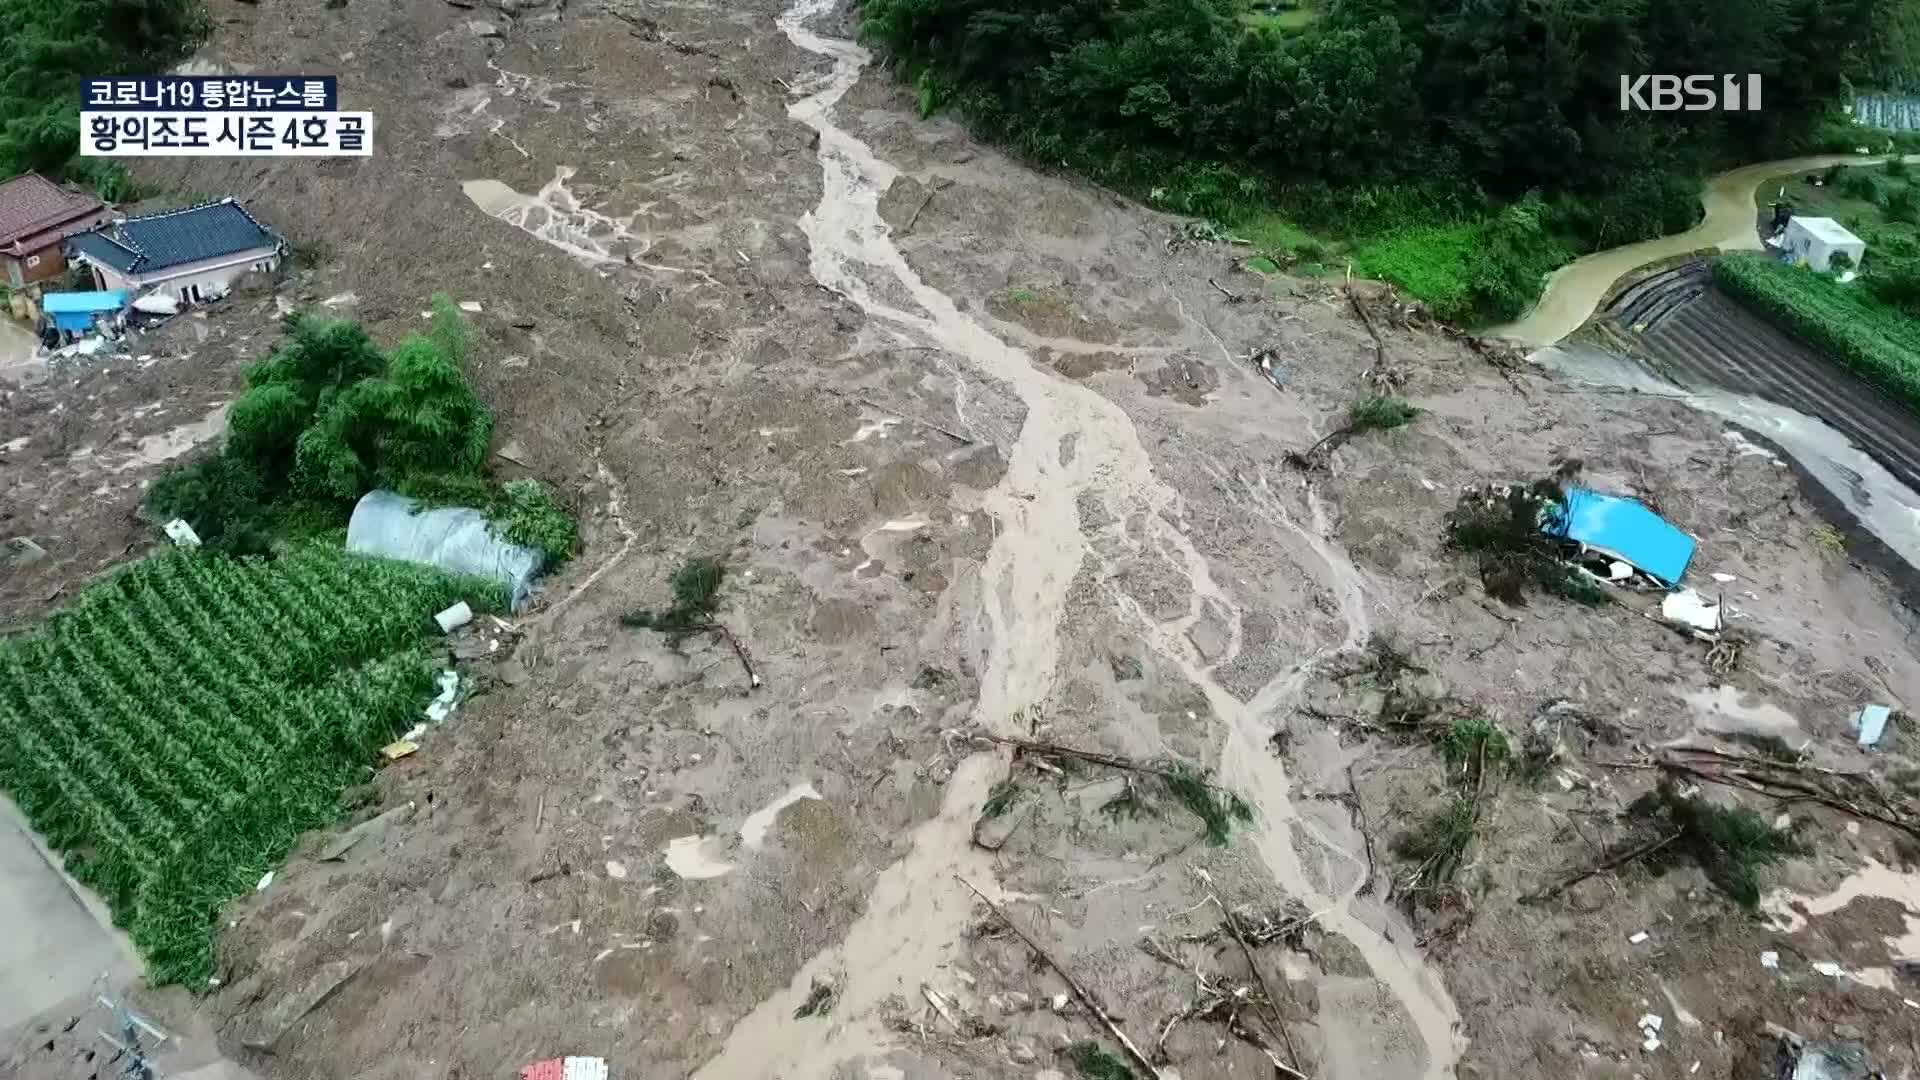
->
xmin=1712 ymin=254 xmax=1920 ymax=414
xmin=0 ymin=546 xmax=504 ymax=985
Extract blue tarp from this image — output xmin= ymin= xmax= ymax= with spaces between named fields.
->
xmin=1548 ymin=487 xmax=1695 ymax=586
xmin=42 ymin=290 xmax=128 ymax=333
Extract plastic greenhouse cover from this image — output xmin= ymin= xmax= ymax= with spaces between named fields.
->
xmin=345 ymin=489 xmax=543 ymax=611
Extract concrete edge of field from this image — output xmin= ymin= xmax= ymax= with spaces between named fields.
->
xmin=0 ymin=792 xmax=139 ymax=1035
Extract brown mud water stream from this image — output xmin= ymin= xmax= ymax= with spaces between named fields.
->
xmin=1493 ymin=153 xmax=1920 ymax=348
xmin=691 ymin=0 xmax=1464 ymax=1076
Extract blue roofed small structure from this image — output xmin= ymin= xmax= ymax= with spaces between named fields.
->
xmin=41 ymin=289 xmax=129 ymax=333
xmin=1547 ymin=487 xmax=1696 ymax=586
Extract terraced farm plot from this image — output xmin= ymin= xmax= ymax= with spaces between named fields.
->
xmin=1603 ymin=261 xmax=1920 ymax=494
xmin=1714 ymin=254 xmax=1920 ymax=413
xmin=0 ymin=546 xmax=503 ymax=985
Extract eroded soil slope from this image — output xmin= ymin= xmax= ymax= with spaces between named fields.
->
xmin=5 ymin=1 xmax=1920 ymax=1079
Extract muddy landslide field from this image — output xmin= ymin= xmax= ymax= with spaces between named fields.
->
xmin=6 ymin=0 xmax=1920 ymax=1078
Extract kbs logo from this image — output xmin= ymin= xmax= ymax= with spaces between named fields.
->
xmin=1619 ymin=74 xmax=1763 ymax=112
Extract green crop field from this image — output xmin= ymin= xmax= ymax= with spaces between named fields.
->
xmin=0 ymin=546 xmax=503 ymax=985
xmin=1714 ymin=253 xmax=1920 ymax=413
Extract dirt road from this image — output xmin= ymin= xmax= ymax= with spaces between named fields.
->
xmin=0 ymin=796 xmax=135 ymax=1031
xmin=7 ymin=0 xmax=1920 ymax=1077
xmin=1494 ymin=153 xmax=1918 ymax=346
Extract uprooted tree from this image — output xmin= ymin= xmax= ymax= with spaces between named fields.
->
xmin=1285 ymin=393 xmax=1421 ymax=469
xmin=1443 ymin=471 xmax=1604 ymax=606
xmin=621 ymin=558 xmax=761 ymax=688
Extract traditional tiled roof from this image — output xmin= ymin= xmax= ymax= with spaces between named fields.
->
xmin=68 ymin=198 xmax=282 ymax=276
xmin=0 ymin=173 xmax=104 ymax=252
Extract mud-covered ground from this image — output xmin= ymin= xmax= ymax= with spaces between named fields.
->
xmin=5 ymin=0 xmax=1920 ymax=1079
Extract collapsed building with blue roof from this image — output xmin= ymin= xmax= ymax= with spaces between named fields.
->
xmin=65 ymin=198 xmax=285 ymax=306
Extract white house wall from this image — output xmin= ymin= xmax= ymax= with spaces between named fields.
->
xmin=86 ymin=246 xmax=280 ymax=302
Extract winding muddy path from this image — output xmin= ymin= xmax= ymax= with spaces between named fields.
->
xmin=694 ymin=0 xmax=1462 ymax=1076
xmin=1494 ymin=153 xmax=1919 ymax=347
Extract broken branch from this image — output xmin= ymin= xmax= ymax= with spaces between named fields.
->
xmin=1522 ymin=831 xmax=1681 ymax=903
xmin=857 ymin=395 xmax=974 ymax=445
xmin=976 ymin=734 xmax=1178 ymax=781
xmin=1213 ymin=896 xmax=1307 ymax=1078
xmin=1284 ymin=424 xmax=1356 ymax=469
xmin=1345 ymin=763 xmax=1377 ymax=898
xmin=1660 ymin=760 xmax=1920 ymax=841
xmin=957 ymin=877 xmax=1161 ymax=1079
xmin=710 ymin=621 xmax=762 ymax=689
xmin=1345 ymin=285 xmax=1385 ymax=369
xmin=901 ymin=190 xmax=936 ymax=234
xmin=823 ymin=388 xmax=976 ymax=445
xmin=920 ymin=984 xmax=962 ymax=1033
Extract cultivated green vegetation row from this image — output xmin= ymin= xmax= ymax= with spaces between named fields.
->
xmin=0 ymin=547 xmax=504 ymax=985
xmin=1712 ymin=159 xmax=1920 ymax=412
xmin=862 ymin=0 xmax=1913 ymax=325
xmin=1715 ymin=253 xmax=1920 ymax=412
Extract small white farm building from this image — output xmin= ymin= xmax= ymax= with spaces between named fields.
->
xmin=1781 ymin=216 xmax=1866 ymax=273
xmin=66 ymin=198 xmax=284 ymax=305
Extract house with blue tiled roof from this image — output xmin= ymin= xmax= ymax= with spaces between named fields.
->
xmin=66 ymin=198 xmax=285 ymax=306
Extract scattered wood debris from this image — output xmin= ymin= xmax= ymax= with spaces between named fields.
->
xmin=958 ymin=877 xmax=1163 ymax=1080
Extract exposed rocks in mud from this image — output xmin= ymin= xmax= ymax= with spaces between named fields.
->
xmin=1137 ymin=354 xmax=1217 ymax=404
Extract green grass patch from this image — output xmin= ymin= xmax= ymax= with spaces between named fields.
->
xmin=0 ymin=546 xmax=502 ymax=986
xmin=622 ymin=558 xmax=727 ymax=644
xmin=1441 ymin=717 xmax=1512 ymax=771
xmin=492 ymin=478 xmax=579 ymax=568
xmin=982 ymin=779 xmax=1019 ymax=819
xmin=1775 ymin=162 xmax=1916 ymax=232
xmin=1239 ymin=7 xmax=1315 ymax=32
xmin=1244 ymin=255 xmax=1280 ymax=274
xmin=1067 ymin=1042 xmax=1134 ymax=1080
xmin=1158 ymin=759 xmax=1253 ymax=846
xmin=1714 ymin=254 xmax=1920 ymax=414
xmin=1236 ymin=214 xmax=1320 ymax=252
xmin=1348 ymin=395 xmax=1420 ymax=434
xmin=1352 ymin=223 xmax=1479 ymax=315
xmin=1394 ymin=793 xmax=1478 ymax=895
xmin=1348 ymin=202 xmax=1573 ymax=327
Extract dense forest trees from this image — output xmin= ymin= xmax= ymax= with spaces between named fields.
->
xmin=0 ymin=0 xmax=208 ymax=192
xmin=864 ymin=0 xmax=1913 ymax=321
